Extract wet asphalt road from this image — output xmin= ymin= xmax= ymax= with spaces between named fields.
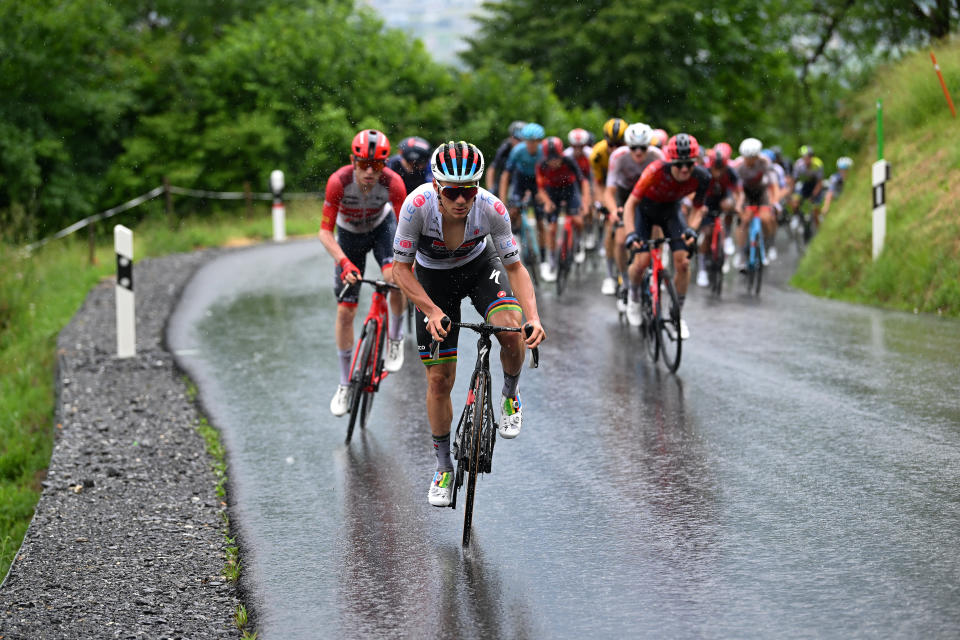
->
xmin=168 ymin=237 xmax=960 ymax=639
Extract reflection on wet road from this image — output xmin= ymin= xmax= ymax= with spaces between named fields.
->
xmin=168 ymin=239 xmax=960 ymax=639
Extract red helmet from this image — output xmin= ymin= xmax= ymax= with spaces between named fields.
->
xmin=351 ymin=129 xmax=391 ymax=161
xmin=664 ymin=133 xmax=700 ymax=164
xmin=541 ymin=136 xmax=564 ymax=159
xmin=711 ymin=142 xmax=733 ymax=167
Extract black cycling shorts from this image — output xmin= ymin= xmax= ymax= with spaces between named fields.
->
xmin=634 ymin=200 xmax=688 ymax=253
xmin=743 ymin=186 xmax=769 ymax=208
xmin=414 ymin=245 xmax=521 ymax=365
xmin=332 ymin=216 xmax=395 ymax=305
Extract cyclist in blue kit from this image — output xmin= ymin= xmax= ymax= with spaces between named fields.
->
xmin=392 ymin=141 xmax=545 ymax=507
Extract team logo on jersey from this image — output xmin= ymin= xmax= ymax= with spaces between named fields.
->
xmin=397 ymin=239 xmax=413 ymax=249
xmin=473 ymin=228 xmax=480 ymax=235
xmin=494 ymin=201 xmax=507 ymax=217
xmin=413 ymin=194 xmax=426 ymax=208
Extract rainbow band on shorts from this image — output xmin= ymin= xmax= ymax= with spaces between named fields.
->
xmin=420 ymin=347 xmax=457 ymax=365
xmin=485 ymin=297 xmax=522 ymax=322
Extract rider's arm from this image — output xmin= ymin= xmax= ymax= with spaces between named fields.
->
xmin=503 ymin=260 xmax=545 ymax=347
xmin=318 ymin=172 xmax=348 ymax=263
xmin=603 ymin=184 xmax=619 ymax=219
xmin=385 ymin=169 xmax=407 ymax=220
xmin=622 ymin=192 xmax=640 ymax=241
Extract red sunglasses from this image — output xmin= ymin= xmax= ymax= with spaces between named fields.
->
xmin=355 ymin=158 xmax=385 ymax=171
xmin=438 ymin=184 xmax=479 ymax=201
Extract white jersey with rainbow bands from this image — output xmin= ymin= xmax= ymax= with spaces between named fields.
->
xmin=393 ymin=183 xmax=521 ymax=270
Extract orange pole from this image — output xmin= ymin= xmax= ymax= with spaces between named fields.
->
xmin=931 ymin=51 xmax=957 ymax=118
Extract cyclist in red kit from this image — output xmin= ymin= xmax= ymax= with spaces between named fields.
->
xmin=622 ymin=134 xmax=709 ymax=339
xmin=318 ymin=129 xmax=408 ymax=416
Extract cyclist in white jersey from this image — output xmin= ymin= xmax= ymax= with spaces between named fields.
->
xmin=392 ymin=141 xmax=545 ymax=507
xmin=601 ymin=123 xmax=663 ymax=302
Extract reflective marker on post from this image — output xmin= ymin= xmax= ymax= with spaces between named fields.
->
xmin=270 ymin=169 xmax=286 ymax=242
xmin=114 ymin=224 xmax=136 ymax=358
xmin=871 ymin=160 xmax=890 ymax=261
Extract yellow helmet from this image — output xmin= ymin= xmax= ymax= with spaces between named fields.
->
xmin=602 ymin=118 xmax=629 ymax=145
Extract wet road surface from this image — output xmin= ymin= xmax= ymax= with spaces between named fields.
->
xmin=168 ymin=238 xmax=960 ymax=639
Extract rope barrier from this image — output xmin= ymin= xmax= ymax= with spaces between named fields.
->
xmin=22 ymin=183 xmax=323 ymax=253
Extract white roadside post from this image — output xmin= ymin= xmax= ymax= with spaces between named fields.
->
xmin=271 ymin=169 xmax=286 ymax=242
xmin=871 ymin=159 xmax=890 ymax=260
xmin=114 ymin=224 xmax=136 ymax=358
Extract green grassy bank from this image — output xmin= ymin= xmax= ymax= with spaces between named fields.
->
xmin=0 ymin=200 xmax=322 ymax=579
xmin=792 ymin=39 xmax=960 ymax=315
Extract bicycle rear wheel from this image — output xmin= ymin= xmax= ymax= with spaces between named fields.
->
xmin=658 ymin=275 xmax=682 ymax=372
xmin=345 ymin=327 xmax=375 ymax=444
xmin=462 ymin=373 xmax=487 ymax=547
xmin=556 ymin=226 xmax=571 ymax=296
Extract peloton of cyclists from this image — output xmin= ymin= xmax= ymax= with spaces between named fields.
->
xmin=602 ymin=122 xmax=664 ymax=310
xmin=319 ymin=129 xmax=408 ymax=416
xmin=499 ymin=122 xmax=549 ymax=277
xmin=391 ymin=141 xmax=545 ymax=507
xmin=565 ymin=128 xmax=597 ymax=249
xmin=695 ymin=142 xmax=742 ymax=287
xmin=487 ymin=121 xmax=526 ymax=197
xmin=536 ymin=135 xmax=592 ymax=276
xmin=590 ymin=117 xmax=629 ymax=295
xmin=730 ymin=137 xmax=779 ymax=269
xmin=622 ymin=133 xmax=709 ymax=339
xmin=821 ymin=156 xmax=853 ymax=216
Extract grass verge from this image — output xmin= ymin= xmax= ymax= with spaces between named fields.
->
xmin=792 ymin=38 xmax=960 ymax=316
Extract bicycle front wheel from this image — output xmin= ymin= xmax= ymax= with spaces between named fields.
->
xmin=642 ymin=290 xmax=660 ymax=363
xmin=462 ymin=373 xmax=487 ymax=547
xmin=345 ymin=328 xmax=375 ymax=444
xmin=658 ymin=275 xmax=683 ymax=373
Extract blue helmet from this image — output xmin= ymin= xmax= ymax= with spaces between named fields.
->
xmin=519 ymin=122 xmax=545 ymax=141
xmin=761 ymin=148 xmax=776 ymax=161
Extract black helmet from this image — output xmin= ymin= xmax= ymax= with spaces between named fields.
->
xmin=399 ymin=136 xmax=431 ymax=164
xmin=509 ymin=120 xmax=527 ymax=139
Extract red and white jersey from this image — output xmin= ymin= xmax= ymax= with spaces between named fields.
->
xmin=320 ymin=165 xmax=406 ymax=233
xmin=564 ymin=146 xmax=593 ymax=181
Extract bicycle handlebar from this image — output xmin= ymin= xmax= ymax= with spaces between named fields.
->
xmin=337 ymin=278 xmax=400 ymax=302
xmin=429 ymin=316 xmax=540 ymax=368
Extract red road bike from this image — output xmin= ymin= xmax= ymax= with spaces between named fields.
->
xmin=338 ymin=278 xmax=399 ymax=444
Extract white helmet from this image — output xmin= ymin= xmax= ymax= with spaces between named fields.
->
xmin=624 ymin=123 xmax=654 ymax=148
xmin=739 ymin=137 xmax=763 ymax=158
xmin=430 ymin=141 xmax=485 ymax=184
xmin=568 ymin=128 xmax=590 ymax=146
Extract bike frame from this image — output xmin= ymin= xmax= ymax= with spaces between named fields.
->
xmin=347 ymin=280 xmax=393 ymax=392
xmin=745 ymin=205 xmax=767 ymax=269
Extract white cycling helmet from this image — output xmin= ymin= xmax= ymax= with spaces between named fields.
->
xmin=837 ymin=156 xmax=853 ymax=169
xmin=739 ymin=137 xmax=763 ymax=158
xmin=624 ymin=123 xmax=654 ymax=148
xmin=431 ymin=140 xmax=485 ymax=184
xmin=568 ymin=128 xmax=590 ymax=146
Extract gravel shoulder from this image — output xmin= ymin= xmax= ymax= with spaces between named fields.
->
xmin=0 ymin=250 xmax=244 ymax=638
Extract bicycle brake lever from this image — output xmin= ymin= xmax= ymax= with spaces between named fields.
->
xmin=429 ymin=316 xmax=451 ymax=361
xmin=523 ymin=323 xmax=540 ymax=369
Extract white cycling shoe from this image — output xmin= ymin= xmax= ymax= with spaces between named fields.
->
xmin=626 ymin=298 xmax=642 ymax=327
xmin=724 ymin=236 xmax=735 ymax=256
xmin=384 ymin=338 xmax=404 ymax=372
xmin=696 ymin=270 xmax=709 ymax=287
xmin=330 ymin=384 xmax=350 ymax=417
xmin=428 ymin=470 xmax=453 ymax=507
xmin=679 ymin=318 xmax=690 ymax=340
xmin=498 ymin=394 xmax=523 ymax=439
xmin=601 ymin=277 xmax=617 ymax=295
xmin=574 ymin=247 xmax=586 ymax=264
xmin=767 ymin=246 xmax=778 ymax=262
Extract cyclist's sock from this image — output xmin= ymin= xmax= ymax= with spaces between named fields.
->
xmin=502 ymin=372 xmax=520 ymax=398
xmin=433 ymin=433 xmax=453 ymax=472
xmin=629 ymin=283 xmax=641 ymax=302
xmin=389 ymin=312 xmax=403 ymax=341
xmin=606 ymin=258 xmax=617 ymax=279
xmin=678 ymin=294 xmax=686 ymax=309
xmin=539 ymin=246 xmax=546 ymax=263
xmin=338 ymin=348 xmax=353 ymax=386
xmin=549 ymin=251 xmax=557 ymax=269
